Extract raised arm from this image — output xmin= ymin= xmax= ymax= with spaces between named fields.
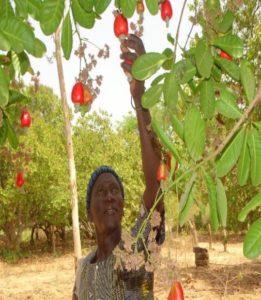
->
xmin=120 ymin=34 xmax=164 ymax=214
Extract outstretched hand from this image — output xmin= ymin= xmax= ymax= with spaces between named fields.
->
xmin=120 ymin=34 xmax=145 ymax=101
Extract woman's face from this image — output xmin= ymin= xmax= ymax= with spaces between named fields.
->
xmin=89 ymin=173 xmax=124 ymax=234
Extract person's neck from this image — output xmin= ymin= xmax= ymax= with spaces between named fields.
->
xmin=94 ymin=227 xmax=121 ymax=262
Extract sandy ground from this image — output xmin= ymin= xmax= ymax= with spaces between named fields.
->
xmin=0 ymin=236 xmax=260 ymax=299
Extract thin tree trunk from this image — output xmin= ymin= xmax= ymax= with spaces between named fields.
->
xmin=54 ymin=27 xmax=82 ymax=265
xmin=188 ymin=219 xmax=198 ymax=246
xmin=222 ymin=227 xmax=228 ymax=252
xmin=207 ymin=223 xmax=213 ymax=250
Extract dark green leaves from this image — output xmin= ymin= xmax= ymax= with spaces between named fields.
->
xmin=120 ymin=0 xmax=136 ymax=18
xmin=40 ymin=0 xmax=65 ymax=35
xmin=61 ymin=12 xmax=73 ymax=60
xmin=184 ymin=105 xmax=206 ymax=161
xmin=205 ymin=173 xmax=219 ymax=231
xmin=218 ymin=11 xmax=234 ymax=33
xmin=95 ymin=0 xmax=112 ymax=14
xmin=0 ymin=66 xmax=9 ymax=107
xmin=237 ymin=128 xmax=250 ymax=186
xmin=199 ymin=79 xmax=215 ymax=119
xmin=215 ymin=56 xmax=240 ymax=81
xmin=145 ymin=0 xmax=159 ymax=15
xmin=248 ymin=127 xmax=261 ymax=186
xmin=240 ymin=60 xmax=256 ymax=104
xmin=216 ymin=178 xmax=227 ymax=228
xmin=0 ymin=117 xmax=8 ymax=145
xmin=213 ymin=34 xmax=243 ymax=59
xmin=216 ymin=128 xmax=244 ymax=177
xmin=175 ymin=59 xmax=196 ymax=84
xmin=72 ymin=0 xmax=95 ymax=29
xmin=163 ymin=72 xmax=178 ymax=110
xmin=195 ymin=39 xmax=213 ymax=78
xmin=132 ymin=53 xmax=166 ymax=81
xmin=6 ymin=117 xmax=18 ymax=149
xmin=243 ymin=218 xmax=261 ymax=260
xmin=0 ymin=16 xmax=35 ymax=53
xmin=238 ymin=192 xmax=261 ymax=223
xmin=141 ymin=84 xmax=163 ymax=109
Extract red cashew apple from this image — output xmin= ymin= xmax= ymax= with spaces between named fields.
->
xmin=16 ymin=171 xmax=25 ymax=188
xmin=161 ymin=0 xmax=173 ymax=27
xmin=114 ymin=13 xmax=128 ymax=39
xmin=219 ymin=50 xmax=232 ymax=60
xmin=168 ymin=281 xmax=184 ymax=300
xmin=71 ymin=82 xmax=84 ymax=104
xmin=20 ymin=110 xmax=31 ymax=128
xmin=156 ymin=162 xmax=167 ymax=182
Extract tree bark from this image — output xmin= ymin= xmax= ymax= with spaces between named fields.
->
xmin=54 ymin=27 xmax=82 ymax=264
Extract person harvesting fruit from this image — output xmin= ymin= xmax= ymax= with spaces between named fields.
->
xmin=72 ymin=34 xmax=166 ymax=300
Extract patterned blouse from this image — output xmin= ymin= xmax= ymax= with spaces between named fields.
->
xmin=73 ymin=202 xmax=165 ymax=300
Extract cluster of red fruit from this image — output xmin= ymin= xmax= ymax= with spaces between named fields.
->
xmin=71 ymin=82 xmax=93 ymax=107
xmin=16 ymin=109 xmax=32 ymax=189
xmin=113 ymin=0 xmax=173 ymax=39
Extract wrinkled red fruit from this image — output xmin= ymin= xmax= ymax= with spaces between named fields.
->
xmin=161 ymin=0 xmax=173 ymax=22
xmin=114 ymin=13 xmax=128 ymax=39
xmin=71 ymin=82 xmax=84 ymax=104
xmin=16 ymin=171 xmax=25 ymax=188
xmin=219 ymin=50 xmax=232 ymax=60
xmin=156 ymin=162 xmax=167 ymax=182
xmin=168 ymin=281 xmax=184 ymax=300
xmin=20 ymin=110 xmax=31 ymax=128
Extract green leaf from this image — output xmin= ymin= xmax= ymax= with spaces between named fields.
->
xmin=238 ymin=192 xmax=261 ymax=223
xmin=215 ymin=56 xmax=240 ymax=81
xmin=211 ymin=64 xmax=222 ymax=81
xmin=248 ymin=127 xmax=261 ymax=186
xmin=79 ymin=0 xmax=94 ymax=12
xmin=184 ymin=105 xmax=206 ymax=161
xmin=0 ymin=66 xmax=9 ymax=107
xmin=167 ymin=33 xmax=175 ymax=45
xmin=11 ymin=51 xmax=21 ymax=75
xmin=213 ymin=34 xmax=243 ymax=59
xmin=120 ymin=0 xmax=135 ymax=18
xmin=195 ymin=39 xmax=213 ymax=78
xmin=163 ymin=72 xmax=178 ymax=110
xmin=72 ymin=0 xmax=95 ymax=29
xmin=171 ymin=114 xmax=184 ymax=141
xmin=237 ymin=128 xmax=250 ymax=186
xmin=151 ymin=73 xmax=166 ymax=86
xmin=0 ymin=31 xmax=10 ymax=51
xmin=175 ymin=59 xmax=196 ymax=84
xmin=199 ymin=79 xmax=215 ymax=119
xmin=40 ymin=0 xmax=64 ymax=35
xmin=14 ymin=0 xmax=28 ymax=18
xmin=17 ymin=52 xmax=30 ymax=75
xmin=0 ymin=0 xmax=14 ymax=18
xmin=61 ymin=12 xmax=73 ymax=60
xmin=141 ymin=84 xmax=163 ymax=109
xmin=204 ymin=173 xmax=219 ymax=231
xmin=95 ymin=0 xmax=112 ymax=14
xmin=162 ymin=48 xmax=173 ymax=71
xmin=132 ymin=53 xmax=166 ymax=81
xmin=216 ymin=87 xmax=242 ymax=119
xmin=216 ymin=178 xmax=227 ymax=227
xmin=240 ymin=60 xmax=256 ymax=104
xmin=151 ymin=118 xmax=181 ymax=161
xmin=27 ymin=0 xmax=41 ymax=20
xmin=0 ymin=117 xmax=8 ymax=145
xmin=253 ymin=121 xmax=261 ymax=133
xmin=179 ymin=173 xmax=197 ymax=227
xmin=30 ymin=38 xmax=46 ymax=58
xmin=216 ymin=128 xmax=244 ymax=177
xmin=218 ymin=11 xmax=234 ymax=33
xmin=6 ymin=117 xmax=18 ymax=149
xmin=243 ymin=218 xmax=261 ymax=259
xmin=0 ymin=16 xmax=35 ymax=54
xmin=145 ymin=0 xmax=158 ymax=15
xmin=8 ymin=90 xmax=28 ymax=106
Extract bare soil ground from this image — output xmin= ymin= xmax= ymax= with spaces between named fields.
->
xmin=0 ymin=235 xmax=260 ymax=300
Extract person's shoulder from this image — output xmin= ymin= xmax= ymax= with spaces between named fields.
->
xmin=77 ymin=249 xmax=96 ymax=270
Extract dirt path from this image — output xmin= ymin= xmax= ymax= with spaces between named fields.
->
xmin=0 ymin=238 xmax=260 ymax=299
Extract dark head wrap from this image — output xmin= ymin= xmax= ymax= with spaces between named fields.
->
xmin=86 ymin=165 xmax=124 ymax=211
